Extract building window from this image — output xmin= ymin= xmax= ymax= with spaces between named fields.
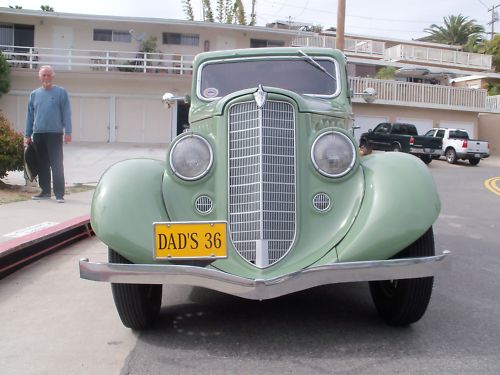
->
xmin=0 ymin=23 xmax=34 ymax=51
xmin=93 ymin=29 xmax=131 ymax=43
xmin=250 ymin=39 xmax=285 ymax=48
xmin=162 ymin=32 xmax=199 ymax=46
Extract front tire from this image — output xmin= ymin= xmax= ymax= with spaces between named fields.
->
xmin=369 ymin=227 xmax=435 ymax=326
xmin=109 ymin=248 xmax=162 ymax=330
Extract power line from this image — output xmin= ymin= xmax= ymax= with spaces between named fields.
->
xmin=486 ymin=4 xmax=500 ymax=37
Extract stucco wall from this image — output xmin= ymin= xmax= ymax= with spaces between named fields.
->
xmin=478 ymin=113 xmax=500 ymax=156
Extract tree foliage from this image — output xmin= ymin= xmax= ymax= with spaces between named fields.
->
xmin=40 ymin=5 xmax=54 ymax=12
xmin=216 ymin=0 xmax=224 ymax=22
xmin=139 ymin=36 xmax=159 ymax=53
xmin=182 ymin=0 xmax=252 ymax=25
xmin=479 ymin=34 xmax=500 ymax=72
xmin=0 ymin=53 xmax=11 ymax=97
xmin=487 ymin=83 xmax=500 ymax=96
xmin=233 ymin=0 xmax=246 ymax=25
xmin=202 ymin=0 xmax=214 ymax=22
xmin=375 ymin=66 xmax=397 ymax=80
xmin=182 ymin=0 xmax=194 ymax=21
xmin=422 ymin=14 xmax=484 ymax=48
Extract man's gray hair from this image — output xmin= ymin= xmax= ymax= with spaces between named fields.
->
xmin=39 ymin=65 xmax=55 ymax=76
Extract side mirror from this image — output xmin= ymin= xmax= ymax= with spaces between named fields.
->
xmin=361 ymin=87 xmax=376 ymax=103
xmin=162 ymin=93 xmax=190 ymax=108
xmin=368 ymin=129 xmax=373 ymax=133
xmin=353 ymin=87 xmax=376 ymax=103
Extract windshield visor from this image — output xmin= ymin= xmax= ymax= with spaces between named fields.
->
xmin=198 ymin=58 xmax=339 ymax=100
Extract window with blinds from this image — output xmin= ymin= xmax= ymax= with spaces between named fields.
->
xmin=162 ymin=32 xmax=199 ymax=46
xmin=0 ymin=23 xmax=34 ymax=51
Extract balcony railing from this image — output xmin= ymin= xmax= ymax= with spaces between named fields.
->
xmin=2 ymin=44 xmax=498 ymax=113
xmin=385 ymin=44 xmax=492 ymax=70
xmin=292 ymin=36 xmax=385 ymax=56
xmin=350 ymin=77 xmax=489 ymax=111
xmin=0 ymin=45 xmax=195 ymax=75
xmin=486 ymin=95 xmax=500 ymax=112
xmin=292 ymin=36 xmax=493 ymax=70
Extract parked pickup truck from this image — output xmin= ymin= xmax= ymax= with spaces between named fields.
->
xmin=359 ymin=122 xmax=443 ymax=164
xmin=424 ymin=128 xmax=490 ymax=165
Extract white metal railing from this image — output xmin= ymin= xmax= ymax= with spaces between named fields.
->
xmin=292 ymin=36 xmax=385 ymax=56
xmin=0 ymin=44 xmax=195 ymax=75
xmin=486 ymin=95 xmax=500 ymax=112
xmin=350 ymin=77 xmax=490 ymax=111
xmin=385 ymin=44 xmax=492 ymax=70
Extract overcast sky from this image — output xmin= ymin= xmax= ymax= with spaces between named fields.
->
xmin=0 ymin=0 xmax=496 ymax=40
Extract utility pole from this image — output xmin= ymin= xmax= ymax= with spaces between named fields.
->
xmin=336 ymin=0 xmax=346 ymax=50
xmin=487 ymin=4 xmax=500 ymax=38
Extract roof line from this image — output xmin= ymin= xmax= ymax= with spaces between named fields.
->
xmin=0 ymin=7 xmax=306 ymax=36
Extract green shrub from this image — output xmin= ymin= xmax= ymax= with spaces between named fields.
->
xmin=0 ymin=52 xmax=11 ymax=97
xmin=0 ymin=111 xmax=24 ymax=179
xmin=375 ymin=66 xmax=397 ymax=80
xmin=488 ymin=83 xmax=500 ymax=96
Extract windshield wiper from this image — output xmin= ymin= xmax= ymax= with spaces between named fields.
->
xmin=298 ymin=50 xmax=337 ymax=82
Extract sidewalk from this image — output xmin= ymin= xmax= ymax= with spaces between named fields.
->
xmin=0 ymin=142 xmax=167 ymax=244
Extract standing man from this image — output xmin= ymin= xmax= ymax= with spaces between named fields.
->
xmin=25 ymin=65 xmax=72 ymax=203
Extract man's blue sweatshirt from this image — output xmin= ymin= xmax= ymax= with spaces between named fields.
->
xmin=25 ymin=86 xmax=72 ymax=137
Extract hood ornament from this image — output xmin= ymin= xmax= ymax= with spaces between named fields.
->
xmin=254 ymin=85 xmax=267 ymax=108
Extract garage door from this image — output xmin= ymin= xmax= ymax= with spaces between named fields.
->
xmin=72 ymin=97 xmax=110 ymax=142
xmin=116 ymin=98 xmax=171 ymax=143
xmin=438 ymin=121 xmax=475 ymax=137
xmin=396 ymin=117 xmax=433 ymax=135
xmin=353 ymin=115 xmax=388 ymax=142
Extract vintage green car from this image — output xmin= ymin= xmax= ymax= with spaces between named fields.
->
xmin=80 ymin=47 xmax=450 ymax=330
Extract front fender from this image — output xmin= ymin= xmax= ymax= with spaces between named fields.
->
xmin=91 ymin=159 xmax=169 ymax=263
xmin=336 ymin=152 xmax=441 ymax=262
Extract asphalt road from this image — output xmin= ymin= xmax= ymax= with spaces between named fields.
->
xmin=1 ymin=156 xmax=499 ymax=375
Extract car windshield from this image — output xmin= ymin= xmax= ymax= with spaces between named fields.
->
xmin=198 ymin=58 xmax=338 ymax=99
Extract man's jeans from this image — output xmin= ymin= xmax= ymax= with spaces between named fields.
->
xmin=33 ymin=133 xmax=65 ymax=198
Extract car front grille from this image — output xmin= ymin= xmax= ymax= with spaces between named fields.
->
xmin=228 ymin=100 xmax=296 ymax=267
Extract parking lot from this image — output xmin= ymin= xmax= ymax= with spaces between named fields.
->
xmin=1 ymin=151 xmax=499 ymax=374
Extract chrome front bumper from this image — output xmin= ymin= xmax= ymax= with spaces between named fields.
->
xmin=79 ymin=251 xmax=451 ymax=300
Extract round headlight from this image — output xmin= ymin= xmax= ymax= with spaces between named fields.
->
xmin=311 ymin=131 xmax=356 ymax=178
xmin=170 ymin=134 xmax=213 ymax=180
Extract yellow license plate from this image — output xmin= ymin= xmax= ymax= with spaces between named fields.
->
xmin=154 ymin=222 xmax=227 ymax=260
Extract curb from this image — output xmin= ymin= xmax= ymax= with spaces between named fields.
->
xmin=0 ymin=214 xmax=94 ymax=279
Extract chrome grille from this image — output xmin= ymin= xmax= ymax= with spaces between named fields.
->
xmin=228 ymin=100 xmax=296 ymax=267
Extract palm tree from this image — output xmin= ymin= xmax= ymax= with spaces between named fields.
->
xmin=422 ymin=14 xmax=484 ymax=48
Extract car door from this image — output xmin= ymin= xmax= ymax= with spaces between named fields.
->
xmin=370 ymin=123 xmax=392 ymax=150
